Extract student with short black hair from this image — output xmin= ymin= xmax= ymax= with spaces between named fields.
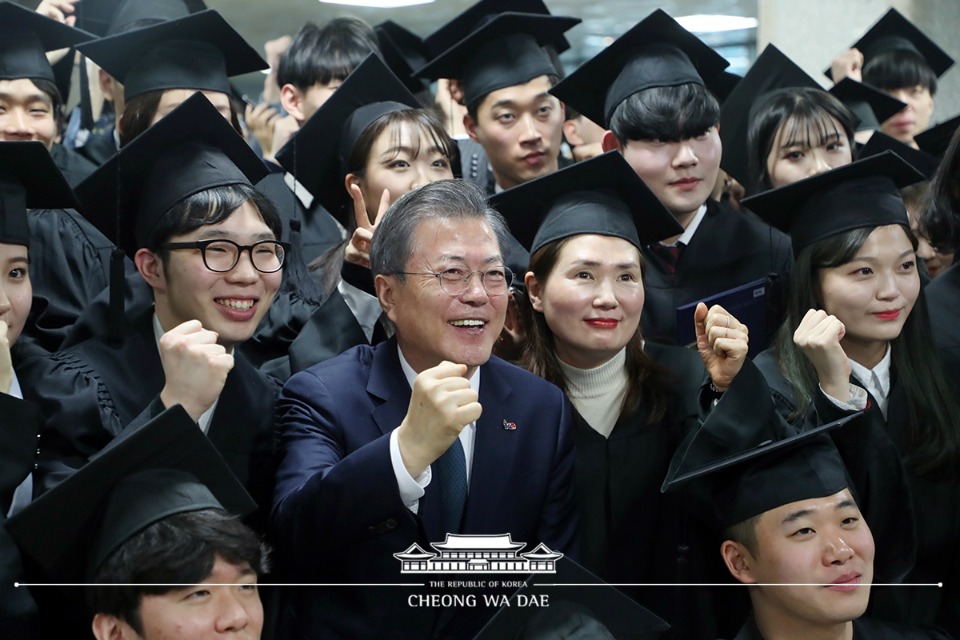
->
xmin=551 ymin=9 xmax=793 ymax=349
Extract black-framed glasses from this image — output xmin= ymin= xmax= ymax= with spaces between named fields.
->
xmin=396 ymin=266 xmax=514 ymax=296
xmin=161 ymin=239 xmax=290 ymax=273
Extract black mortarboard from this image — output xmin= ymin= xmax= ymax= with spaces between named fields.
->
xmin=741 ymin=150 xmax=924 ymax=255
xmin=0 ymin=2 xmax=94 ymax=84
xmin=75 ymin=9 xmax=266 ymax=101
xmin=829 ymin=77 xmax=906 ymax=132
xmin=415 ymin=13 xmax=579 ymax=108
xmin=490 ymin=151 xmax=683 ymax=257
xmin=5 ymin=405 xmax=256 ymax=581
xmin=843 ymin=8 xmax=954 ymax=79
xmin=276 ymin=54 xmax=420 ymax=226
xmin=662 ymin=360 xmax=858 ymax=528
xmin=74 ymin=0 xmax=195 ymax=37
xmin=860 ymin=131 xmax=940 ymax=180
xmin=76 ymin=92 xmax=267 ymax=257
xmin=0 ymin=141 xmax=78 ymax=247
xmin=423 ymin=0 xmax=571 ymax=57
xmin=474 ymin=557 xmax=669 ymax=639
xmin=550 ymin=9 xmax=729 ymax=129
xmin=914 ymin=114 xmax=960 ymax=160
xmin=705 ymin=70 xmax=742 ymax=106
xmin=719 ymin=45 xmax=905 ymax=187
xmin=376 ymin=21 xmax=431 ymax=96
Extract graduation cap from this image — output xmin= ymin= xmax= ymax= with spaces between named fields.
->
xmin=75 ymin=9 xmax=266 ymax=102
xmin=719 ymin=45 xmax=905 ymax=187
xmin=73 ymin=0 xmax=196 ymax=38
xmin=705 ymin=70 xmax=742 ymax=106
xmin=0 ymin=2 xmax=95 ymax=84
xmin=0 ymin=141 xmax=78 ymax=247
xmin=423 ymin=0 xmax=571 ymax=57
xmin=662 ymin=360 xmax=859 ymax=528
xmin=275 ymin=53 xmax=420 ymax=226
xmin=75 ymin=92 xmax=268 ymax=258
xmin=415 ymin=13 xmax=580 ymax=109
xmin=473 ymin=557 xmax=669 ymax=639
xmin=834 ymin=8 xmax=954 ymax=79
xmin=914 ymin=114 xmax=960 ymax=160
xmin=490 ymin=151 xmax=683 ymax=257
xmin=550 ymin=9 xmax=730 ymax=129
xmin=860 ymin=131 xmax=940 ymax=180
xmin=376 ymin=21 xmax=432 ymax=96
xmin=830 ymin=77 xmax=906 ymax=132
xmin=740 ymin=150 xmax=924 ymax=255
xmin=6 ymin=405 xmax=256 ymax=582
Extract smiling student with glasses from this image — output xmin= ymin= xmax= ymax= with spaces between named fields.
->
xmin=18 ymin=95 xmax=282 ymax=543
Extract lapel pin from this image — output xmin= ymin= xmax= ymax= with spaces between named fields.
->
xmin=502 ymin=420 xmax=517 ymax=431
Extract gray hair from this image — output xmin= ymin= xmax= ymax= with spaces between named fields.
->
xmin=370 ymin=179 xmax=509 ymax=279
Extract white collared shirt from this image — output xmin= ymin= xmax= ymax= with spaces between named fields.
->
xmin=152 ymin=314 xmax=219 ymax=434
xmin=662 ymin=203 xmax=707 ymax=248
xmin=389 ymin=347 xmax=479 ymax=514
xmin=849 ymin=345 xmax=893 ymax=419
xmin=8 ymin=369 xmax=22 ymax=400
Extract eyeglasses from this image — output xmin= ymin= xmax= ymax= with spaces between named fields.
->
xmin=397 ymin=266 xmax=514 ymax=296
xmin=161 ymin=239 xmax=290 ymax=273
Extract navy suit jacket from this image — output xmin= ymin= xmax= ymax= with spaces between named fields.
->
xmin=271 ymin=339 xmax=578 ymax=638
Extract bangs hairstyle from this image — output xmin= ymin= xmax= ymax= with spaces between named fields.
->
xmin=918 ymin=124 xmax=960 ymax=253
xmin=118 ymin=90 xmax=243 ymax=148
xmin=145 ymin=183 xmax=282 ymax=254
xmin=89 ymin=509 xmax=268 ymax=635
xmin=277 ymin=18 xmax=380 ymax=92
xmin=520 ymin=236 xmax=674 ymax=425
xmin=863 ymin=49 xmax=938 ymax=94
xmin=345 ymin=108 xmax=459 ymax=217
xmin=609 ymin=83 xmax=720 ymax=144
xmin=748 ymin=87 xmax=856 ymax=194
xmin=774 ymin=225 xmax=960 ymax=479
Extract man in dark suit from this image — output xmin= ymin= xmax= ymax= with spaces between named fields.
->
xmin=272 ymin=179 xmax=578 ymax=639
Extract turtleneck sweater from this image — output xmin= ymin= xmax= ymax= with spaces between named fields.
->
xmin=557 ymin=348 xmax=628 ymax=438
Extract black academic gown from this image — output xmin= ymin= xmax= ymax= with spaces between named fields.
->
xmin=640 ymin=199 xmax=793 ymax=348
xmin=572 ymin=343 xmax=748 ymax=640
xmin=49 ymin=142 xmax=97 ymax=188
xmin=0 ymin=367 xmax=44 ymax=640
xmin=924 ymin=263 xmax=960 ymax=380
xmin=732 ymin=614 xmax=953 ymax=639
xmin=24 ymin=208 xmax=138 ymax=354
xmin=753 ymin=350 xmax=959 ymax=638
xmin=19 ymin=309 xmax=278 ymax=535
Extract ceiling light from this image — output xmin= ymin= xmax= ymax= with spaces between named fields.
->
xmin=319 ymin=0 xmax=435 ymax=7
xmin=675 ymin=14 xmax=758 ymax=33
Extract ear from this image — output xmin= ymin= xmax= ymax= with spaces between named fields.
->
xmin=375 ymin=273 xmax=398 ymax=323
xmin=524 ymin=271 xmax=545 ymax=313
xmin=720 ymin=540 xmax=758 ymax=584
xmin=601 ymin=130 xmax=621 ymax=154
xmin=134 ymin=248 xmax=166 ymax=294
xmin=91 ymin=613 xmax=131 ymax=640
xmin=279 ymin=83 xmax=305 ymax=123
xmin=464 ymin=113 xmax=480 ymax=142
xmin=563 ymin=119 xmax=584 ymax=147
xmin=344 ymin=172 xmax=363 ymax=194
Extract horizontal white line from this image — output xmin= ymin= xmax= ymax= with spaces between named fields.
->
xmin=16 ymin=582 xmax=943 ymax=588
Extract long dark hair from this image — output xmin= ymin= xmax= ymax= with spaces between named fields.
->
xmin=747 ymin=87 xmax=856 ymax=194
xmin=919 ymin=124 xmax=960 ymax=253
xmin=119 ymin=90 xmax=243 ymax=147
xmin=521 ymin=236 xmax=672 ymax=425
xmin=774 ymin=225 xmax=960 ymax=479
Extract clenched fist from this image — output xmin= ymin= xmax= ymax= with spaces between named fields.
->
xmin=159 ymin=320 xmax=234 ymax=422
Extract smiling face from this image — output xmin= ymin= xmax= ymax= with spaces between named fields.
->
xmin=817 ymin=225 xmax=920 ymax=367
xmin=377 ymin=216 xmax=507 ymax=376
xmin=142 ymin=201 xmax=282 ymax=349
xmin=118 ymin=556 xmax=263 ymax=640
xmin=347 ymin=120 xmax=454 ymax=222
xmin=466 ymin=75 xmax=564 ymax=191
xmin=766 ymin=115 xmax=853 ymax=189
xmin=0 ymin=242 xmax=32 ymax=347
xmin=526 ymin=235 xmax=644 ymax=369
xmin=618 ymin=126 xmax=722 ymax=222
xmin=0 ymin=78 xmax=58 ymax=148
xmin=728 ymin=489 xmax=874 ymax=637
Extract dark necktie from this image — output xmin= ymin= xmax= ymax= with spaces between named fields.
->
xmin=650 ymin=241 xmax=684 ymax=275
xmin=435 ymin=437 xmax=468 ymax=534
